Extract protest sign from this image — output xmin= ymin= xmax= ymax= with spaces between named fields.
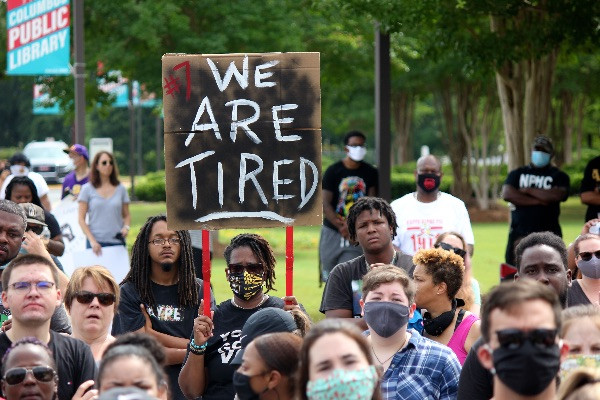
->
xmin=162 ymin=52 xmax=322 ymax=230
xmin=6 ymin=0 xmax=71 ymax=75
xmin=53 ymin=196 xmax=86 ymax=276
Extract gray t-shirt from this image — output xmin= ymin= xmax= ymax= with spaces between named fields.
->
xmin=79 ymin=183 xmax=130 ymax=244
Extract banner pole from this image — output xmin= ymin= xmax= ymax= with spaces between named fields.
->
xmin=285 ymin=226 xmax=294 ymax=297
xmin=202 ymin=229 xmax=211 ymax=316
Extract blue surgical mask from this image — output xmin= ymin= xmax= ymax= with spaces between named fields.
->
xmin=531 ymin=151 xmax=551 ymax=168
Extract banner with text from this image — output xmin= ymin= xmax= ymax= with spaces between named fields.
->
xmin=162 ymin=52 xmax=322 ymax=230
xmin=6 ymin=0 xmax=71 ymax=75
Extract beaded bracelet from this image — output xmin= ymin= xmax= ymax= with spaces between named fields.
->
xmin=189 ymin=338 xmax=207 ymax=356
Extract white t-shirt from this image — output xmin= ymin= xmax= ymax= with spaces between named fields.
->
xmin=0 ymin=172 xmax=50 ymax=199
xmin=391 ymin=192 xmax=474 ymax=256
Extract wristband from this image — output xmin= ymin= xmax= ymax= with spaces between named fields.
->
xmin=123 ymin=225 xmax=130 ymax=231
xmin=189 ymin=338 xmax=207 ymax=355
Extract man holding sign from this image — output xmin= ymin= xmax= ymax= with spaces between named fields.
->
xmin=112 ymin=215 xmax=215 ymax=400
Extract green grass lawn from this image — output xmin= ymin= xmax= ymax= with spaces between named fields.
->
xmin=127 ymin=197 xmax=589 ymax=322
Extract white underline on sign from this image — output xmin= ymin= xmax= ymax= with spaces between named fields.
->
xmin=195 ymin=212 xmax=294 ymax=224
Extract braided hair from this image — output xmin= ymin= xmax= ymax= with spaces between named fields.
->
xmin=1 ymin=337 xmax=55 ymax=376
xmin=224 ymin=233 xmax=276 ymax=292
xmin=123 ymin=215 xmax=198 ymax=308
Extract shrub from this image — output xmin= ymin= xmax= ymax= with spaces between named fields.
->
xmin=134 ymin=170 xmax=166 ymax=201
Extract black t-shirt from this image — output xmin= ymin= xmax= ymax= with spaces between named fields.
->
xmin=321 ymin=160 xmax=378 ymax=230
xmin=319 ymin=253 xmax=414 ymax=316
xmin=45 ymin=211 xmax=61 ymax=239
xmin=581 ymin=156 xmax=600 ymax=222
xmin=112 ymin=279 xmax=215 ymax=400
xmin=504 ymin=164 xmax=570 ymax=236
xmin=457 ymin=337 xmax=493 ymax=400
xmin=567 ymin=280 xmax=591 ymax=308
xmin=189 ymin=296 xmax=286 ymax=400
xmin=0 ymin=331 xmax=97 ymax=400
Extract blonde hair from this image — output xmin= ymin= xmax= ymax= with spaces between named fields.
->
xmin=561 ymin=305 xmax=600 ymax=337
xmin=64 ymin=265 xmax=120 ymax=311
xmin=557 ymin=368 xmax=600 ymax=400
xmin=435 ymin=232 xmax=475 ymax=310
xmin=413 ymin=248 xmax=464 ymax=300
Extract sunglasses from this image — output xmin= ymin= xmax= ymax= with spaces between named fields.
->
xmin=578 ymin=250 xmax=600 ymax=262
xmin=75 ymin=291 xmax=116 ymax=306
xmin=26 ymin=225 xmax=44 ymax=235
xmin=3 ymin=366 xmax=55 ymax=385
xmin=435 ymin=242 xmax=467 ymax=258
xmin=496 ymin=328 xmax=557 ymax=350
xmin=99 ymin=160 xmax=113 ymax=166
xmin=227 ymin=263 xmax=264 ymax=275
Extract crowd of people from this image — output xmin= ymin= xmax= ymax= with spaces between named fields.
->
xmin=0 ymin=136 xmax=597 ymax=400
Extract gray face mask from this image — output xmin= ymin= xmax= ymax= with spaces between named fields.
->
xmin=363 ymin=301 xmax=410 ymax=338
xmin=577 ymin=256 xmax=600 ymax=279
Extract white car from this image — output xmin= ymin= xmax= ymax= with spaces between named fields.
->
xmin=23 ymin=140 xmax=74 ymax=183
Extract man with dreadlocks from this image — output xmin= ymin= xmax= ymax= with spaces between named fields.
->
xmin=179 ymin=233 xmax=303 ymax=400
xmin=112 ymin=214 xmax=215 ymax=400
xmin=320 ymin=196 xmax=414 ymax=330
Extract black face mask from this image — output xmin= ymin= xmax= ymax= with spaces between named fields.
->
xmin=492 ymin=341 xmax=560 ymax=396
xmin=364 ymin=301 xmax=410 ymax=338
xmin=422 ymin=298 xmax=464 ymax=336
xmin=233 ymin=370 xmax=267 ymax=400
xmin=417 ymin=173 xmax=441 ymax=193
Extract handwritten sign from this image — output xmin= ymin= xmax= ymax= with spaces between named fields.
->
xmin=162 ymin=53 xmax=322 ymax=230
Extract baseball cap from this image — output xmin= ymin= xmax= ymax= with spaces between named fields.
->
xmin=231 ymin=307 xmax=297 ymax=366
xmin=18 ymin=203 xmax=47 ymax=227
xmin=533 ymin=136 xmax=554 ymax=154
xmin=98 ymin=387 xmax=156 ymax=400
xmin=64 ymin=144 xmax=89 ymax=160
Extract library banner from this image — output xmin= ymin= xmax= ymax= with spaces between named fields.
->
xmin=6 ymin=0 xmax=71 ymax=75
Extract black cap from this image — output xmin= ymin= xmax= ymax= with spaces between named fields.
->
xmin=9 ymin=153 xmax=30 ymax=167
xmin=231 ymin=307 xmax=297 ymax=366
xmin=533 ymin=136 xmax=554 ymax=154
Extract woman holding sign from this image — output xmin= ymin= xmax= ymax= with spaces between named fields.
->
xmin=78 ymin=151 xmax=131 ymax=256
xmin=179 ymin=233 xmax=303 ymax=400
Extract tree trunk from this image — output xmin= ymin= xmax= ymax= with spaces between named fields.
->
xmin=490 ymin=14 xmax=559 ymax=171
xmin=560 ymin=90 xmax=574 ymax=165
xmin=576 ymin=97 xmax=586 ymax=161
xmin=392 ymin=92 xmax=414 ymax=165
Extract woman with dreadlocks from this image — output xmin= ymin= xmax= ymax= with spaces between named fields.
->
xmin=179 ymin=233 xmax=304 ymax=400
xmin=111 ymin=214 xmax=215 ymax=400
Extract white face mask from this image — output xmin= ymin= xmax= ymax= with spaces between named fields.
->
xmin=346 ymin=145 xmax=367 ymax=162
xmin=10 ymin=165 xmax=29 ymax=176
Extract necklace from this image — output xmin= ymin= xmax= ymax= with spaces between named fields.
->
xmin=231 ymin=294 xmax=268 ymax=309
xmin=371 ymin=334 xmax=408 ymax=366
xmin=365 ymin=251 xmax=398 ymax=270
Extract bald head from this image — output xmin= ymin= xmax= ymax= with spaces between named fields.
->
xmin=416 ymin=155 xmax=442 ymax=175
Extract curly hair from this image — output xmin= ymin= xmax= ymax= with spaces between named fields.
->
xmin=515 ymin=231 xmax=568 ymax=272
xmin=413 ymin=248 xmax=464 ymax=300
xmin=123 ymin=215 xmax=198 ymax=307
xmin=347 ymin=197 xmax=397 ymax=243
xmin=224 ymin=233 xmax=276 ymax=292
xmin=1 ymin=337 xmax=55 ymax=376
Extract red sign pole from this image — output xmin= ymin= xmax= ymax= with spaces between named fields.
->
xmin=202 ymin=229 xmax=211 ymax=316
xmin=286 ymin=226 xmax=294 ymax=297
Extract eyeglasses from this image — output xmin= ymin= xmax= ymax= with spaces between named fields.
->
xmin=9 ymin=281 xmax=55 ymax=293
xmin=99 ymin=160 xmax=113 ymax=166
xmin=149 ymin=237 xmax=181 ymax=246
xmin=227 ymin=263 xmax=264 ymax=275
xmin=496 ymin=328 xmax=557 ymax=350
xmin=435 ymin=242 xmax=467 ymax=258
xmin=26 ymin=225 xmax=44 ymax=235
xmin=75 ymin=291 xmax=116 ymax=306
xmin=3 ymin=366 xmax=55 ymax=385
xmin=578 ymin=250 xmax=600 ymax=262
